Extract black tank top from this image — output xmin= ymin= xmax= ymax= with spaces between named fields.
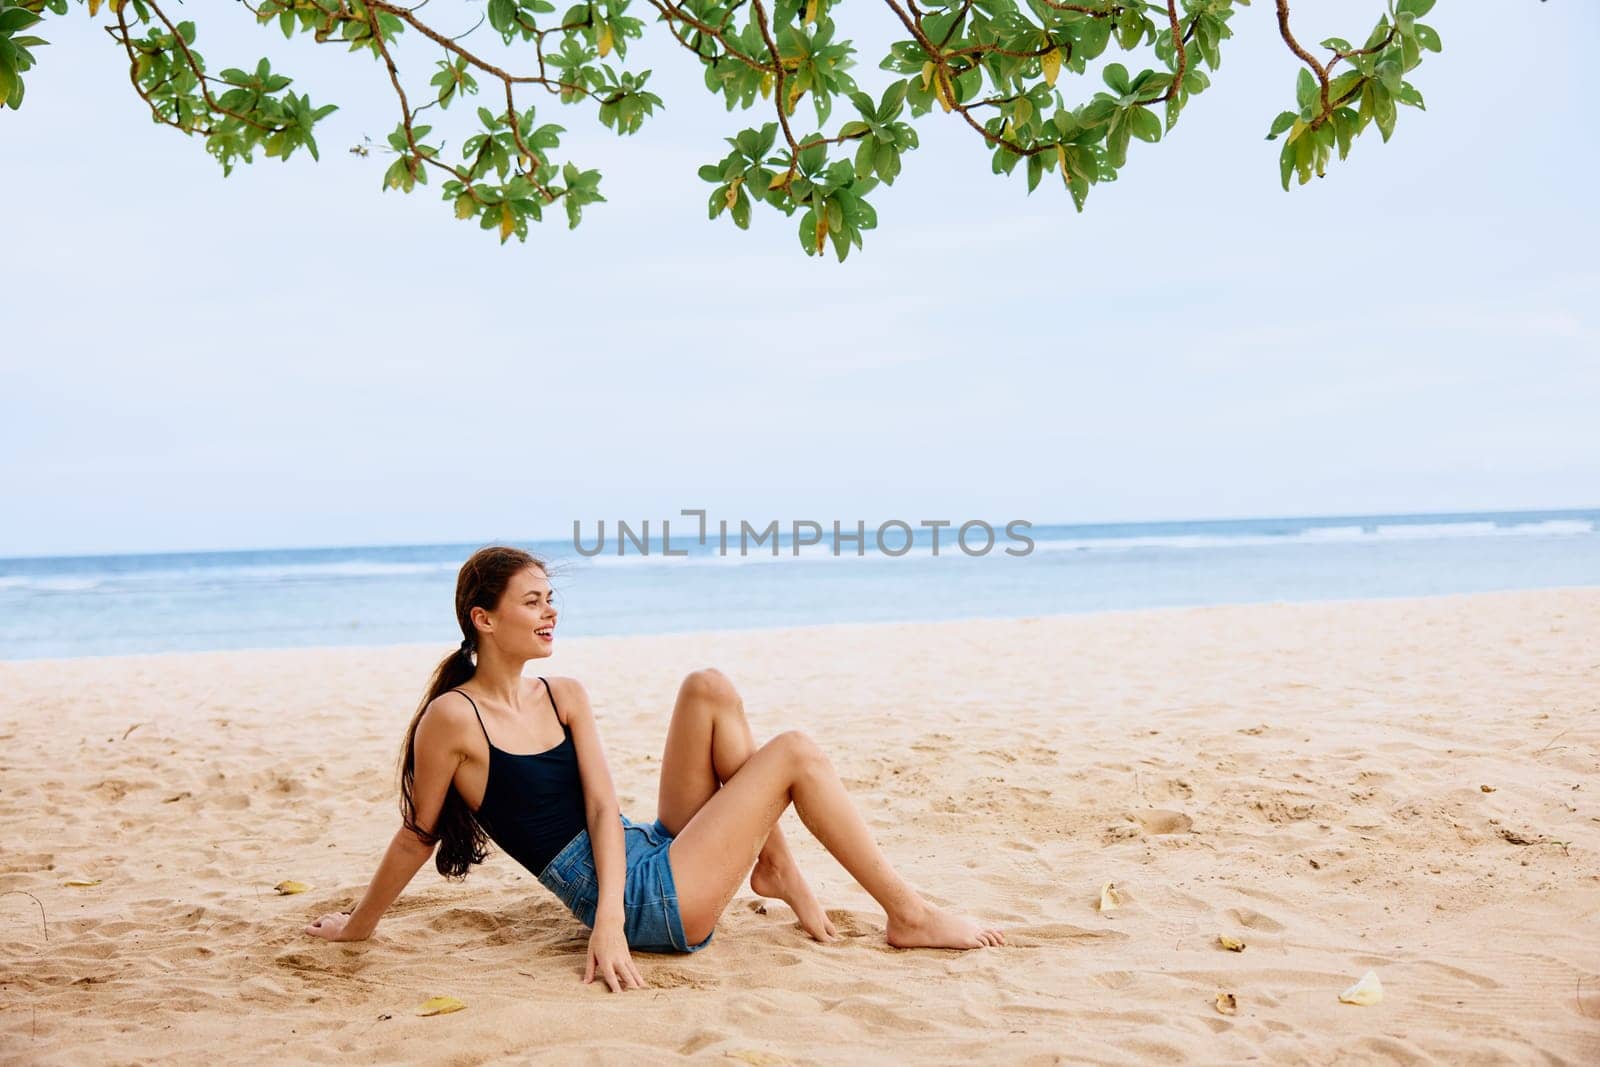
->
xmin=453 ymin=678 xmax=586 ymax=877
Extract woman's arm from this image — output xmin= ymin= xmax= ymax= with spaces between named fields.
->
xmin=563 ymin=680 xmax=625 ymax=924
xmin=308 ymin=830 xmax=434 ymax=940
xmin=305 ymin=698 xmax=465 ymax=942
xmin=559 ymin=679 xmax=645 ymax=991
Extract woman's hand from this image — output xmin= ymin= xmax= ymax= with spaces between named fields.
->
xmin=585 ymin=922 xmax=646 ymax=992
xmin=304 ymin=911 xmax=370 ymax=942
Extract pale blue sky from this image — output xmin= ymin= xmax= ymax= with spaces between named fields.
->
xmin=1 ymin=1 xmax=1595 ymax=557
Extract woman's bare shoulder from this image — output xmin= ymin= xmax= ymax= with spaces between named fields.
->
xmin=537 ymin=675 xmax=590 ymax=725
xmin=418 ymin=690 xmax=480 ymax=741
xmin=424 ymin=687 xmax=476 ymax=714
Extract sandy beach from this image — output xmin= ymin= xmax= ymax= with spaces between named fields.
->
xmin=2 ymin=587 xmax=1597 ymax=1064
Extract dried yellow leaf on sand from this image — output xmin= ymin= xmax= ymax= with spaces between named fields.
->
xmin=417 ymin=995 xmax=466 ymax=1017
xmin=1215 ymin=992 xmax=1237 ymax=1015
xmin=727 ymin=1052 xmax=785 ymax=1066
xmin=1218 ymin=935 xmax=1246 ymax=952
xmin=1338 ymin=969 xmax=1383 ymax=1006
xmin=1098 ymin=881 xmax=1124 ymax=912
xmin=273 ymin=880 xmax=311 ymax=895
xmin=64 ymin=878 xmax=102 ymax=887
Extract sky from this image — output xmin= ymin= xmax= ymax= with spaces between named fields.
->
xmin=1 ymin=1 xmax=1596 ymax=557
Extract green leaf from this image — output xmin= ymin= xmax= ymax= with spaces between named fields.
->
xmin=1106 ymin=116 xmax=1131 ymax=169
xmin=875 ymin=141 xmax=898 ymax=184
xmin=853 ymin=137 xmax=874 ymax=180
xmin=1295 ymin=67 xmax=1317 ymax=111
xmin=1413 ymin=24 xmax=1441 ymax=53
xmin=1375 ymin=55 xmax=1402 ymax=95
xmin=1129 ymin=106 xmax=1161 ymax=144
xmin=877 ymin=79 xmax=907 ymax=121
xmin=1266 ymin=110 xmax=1296 ymax=141
xmin=1363 ymin=18 xmax=1391 ymax=52
xmin=1373 ymin=83 xmax=1396 ymax=141
xmin=0 ymin=9 xmax=40 ymax=32
xmin=1333 ymin=109 xmax=1354 ymax=159
xmin=1078 ymin=16 xmax=1112 ymax=61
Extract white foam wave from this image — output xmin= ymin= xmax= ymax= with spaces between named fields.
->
xmin=0 ymin=559 xmax=460 ymax=592
xmin=0 ymin=576 xmax=105 ymax=592
xmin=1025 ymin=518 xmax=1596 ymax=555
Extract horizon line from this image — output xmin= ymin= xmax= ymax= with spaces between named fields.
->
xmin=2 ymin=503 xmax=1596 ymax=564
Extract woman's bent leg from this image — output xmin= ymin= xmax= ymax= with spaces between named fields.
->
xmin=668 ymin=730 xmax=1005 ymax=950
xmin=655 ymin=669 xmax=836 ymax=940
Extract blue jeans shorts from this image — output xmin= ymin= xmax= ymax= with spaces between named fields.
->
xmin=536 ymin=813 xmax=713 ymax=954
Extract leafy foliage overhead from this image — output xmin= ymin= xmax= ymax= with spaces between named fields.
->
xmin=0 ymin=0 xmax=1444 ymax=259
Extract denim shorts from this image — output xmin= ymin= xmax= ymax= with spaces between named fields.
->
xmin=536 ymin=813 xmax=713 ymax=954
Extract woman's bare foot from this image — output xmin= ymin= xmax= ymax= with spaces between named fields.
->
xmin=885 ymin=898 xmax=1006 ymax=949
xmin=749 ymin=857 xmax=840 ymax=942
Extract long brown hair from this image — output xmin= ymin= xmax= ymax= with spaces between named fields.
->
xmin=397 ymin=545 xmax=550 ymax=879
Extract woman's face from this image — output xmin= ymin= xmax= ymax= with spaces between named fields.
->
xmin=489 ymin=566 xmax=558 ymax=659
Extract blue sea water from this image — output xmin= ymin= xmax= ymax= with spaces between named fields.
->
xmin=1 ymin=509 xmax=1596 ymax=660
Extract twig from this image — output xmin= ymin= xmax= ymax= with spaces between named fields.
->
xmin=1 ymin=890 xmax=49 ymax=942
xmin=749 ymin=0 xmax=798 ymax=153
xmin=1274 ymin=0 xmax=1328 ymax=119
xmin=1534 ymin=728 xmax=1572 ymax=756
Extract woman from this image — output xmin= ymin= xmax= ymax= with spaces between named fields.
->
xmin=304 ymin=546 xmax=1005 ymax=991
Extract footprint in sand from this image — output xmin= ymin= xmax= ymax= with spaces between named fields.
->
xmin=824 ymin=910 xmax=874 ymax=939
xmin=649 ymin=966 xmax=718 ymax=991
xmin=677 ymin=1028 xmax=730 ymax=1054
xmin=275 ymin=950 xmax=346 ymax=975
xmin=426 ymin=907 xmax=501 ymax=934
xmin=1012 ymin=923 xmax=1131 ymax=947
xmin=1223 ymin=906 xmax=1285 ymax=933
xmin=1131 ymin=809 xmax=1194 ymax=835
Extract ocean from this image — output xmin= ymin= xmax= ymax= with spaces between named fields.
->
xmin=2 ymin=509 xmax=1596 ymax=660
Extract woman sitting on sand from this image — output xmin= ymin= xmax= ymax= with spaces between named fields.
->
xmin=304 ymin=546 xmax=1004 ymax=990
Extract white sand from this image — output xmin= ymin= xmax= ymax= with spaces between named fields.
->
xmin=2 ymin=588 xmax=1598 ymax=1064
